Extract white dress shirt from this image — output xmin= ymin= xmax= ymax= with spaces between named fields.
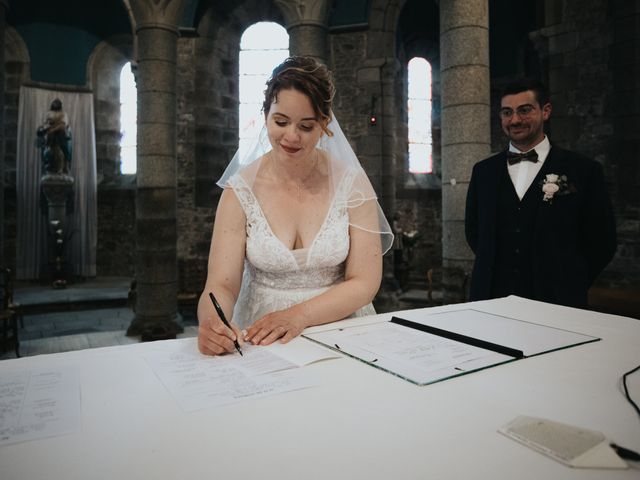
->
xmin=507 ymin=136 xmax=551 ymax=200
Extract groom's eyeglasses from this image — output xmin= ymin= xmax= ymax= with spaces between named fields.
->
xmin=499 ymin=104 xmax=536 ymax=119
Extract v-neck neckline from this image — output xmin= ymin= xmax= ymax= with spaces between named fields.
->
xmin=236 ymin=174 xmax=341 ymax=267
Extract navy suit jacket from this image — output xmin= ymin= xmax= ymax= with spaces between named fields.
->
xmin=465 ymin=145 xmax=617 ymax=307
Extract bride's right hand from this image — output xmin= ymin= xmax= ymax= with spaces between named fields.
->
xmin=197 ymin=315 xmax=244 ymax=356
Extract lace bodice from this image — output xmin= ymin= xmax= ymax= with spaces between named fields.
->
xmin=228 ymin=171 xmax=375 ymax=328
xmin=230 ymin=174 xmax=351 ymax=278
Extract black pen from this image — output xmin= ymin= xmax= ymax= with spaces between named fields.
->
xmin=208 ymin=292 xmax=243 ymax=356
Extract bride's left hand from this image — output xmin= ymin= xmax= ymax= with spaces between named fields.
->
xmin=245 ymin=309 xmax=306 ymax=346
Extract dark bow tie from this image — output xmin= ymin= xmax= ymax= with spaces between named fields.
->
xmin=507 ymin=150 xmax=538 ymax=165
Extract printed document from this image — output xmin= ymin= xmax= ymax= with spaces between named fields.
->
xmin=306 ymin=309 xmax=599 ymax=385
xmin=306 ymin=321 xmax=513 ymax=385
xmin=144 ymin=338 xmax=339 ymax=412
xmin=0 ymin=367 xmax=81 ymax=446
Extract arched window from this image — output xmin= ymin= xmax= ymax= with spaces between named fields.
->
xmin=239 ymin=22 xmax=289 ymax=157
xmin=407 ymin=57 xmax=433 ymax=174
xmin=119 ymin=62 xmax=137 ymax=174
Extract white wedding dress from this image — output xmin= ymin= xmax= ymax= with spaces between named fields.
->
xmin=228 ymin=171 xmax=376 ymax=329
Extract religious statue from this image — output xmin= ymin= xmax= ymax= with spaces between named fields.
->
xmin=36 ymin=98 xmax=72 ymax=175
xmin=37 ymin=98 xmax=75 ymax=288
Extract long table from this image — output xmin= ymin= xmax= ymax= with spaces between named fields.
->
xmin=1 ymin=296 xmax=639 ymax=479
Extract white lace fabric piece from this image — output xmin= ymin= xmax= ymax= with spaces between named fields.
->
xmin=228 ymin=172 xmax=375 ymax=329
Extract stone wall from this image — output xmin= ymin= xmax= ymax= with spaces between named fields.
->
xmin=88 ymin=36 xmax=136 ymax=278
xmin=177 ymin=35 xmax=214 ymax=294
xmin=95 ymin=188 xmax=135 ymax=276
xmin=393 ymin=17 xmax=443 ymax=291
xmin=3 ymin=0 xmax=638 ymax=300
xmin=330 ymin=31 xmax=384 ymax=192
xmin=609 ymin=0 xmax=640 ymax=288
xmin=395 ymin=191 xmax=442 ymax=285
xmin=178 ymin=0 xmax=285 ymax=294
xmin=530 ymin=0 xmax=640 ymax=288
xmin=3 ymin=29 xmax=29 ymax=270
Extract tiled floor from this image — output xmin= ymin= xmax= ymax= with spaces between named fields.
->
xmin=1 ymin=277 xmax=198 ymax=361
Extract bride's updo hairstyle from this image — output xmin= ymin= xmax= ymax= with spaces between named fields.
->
xmin=262 ymin=56 xmax=335 ymax=136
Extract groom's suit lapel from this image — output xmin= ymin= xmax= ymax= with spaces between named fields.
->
xmin=519 ymin=144 xmax=564 ymax=205
xmin=483 ymin=153 xmax=509 ymax=228
xmin=539 ymin=145 xmax=565 ymax=181
xmin=529 ymin=145 xmax=570 ymax=245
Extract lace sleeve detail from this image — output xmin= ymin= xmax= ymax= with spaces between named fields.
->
xmin=227 ymin=175 xmax=253 ymax=216
xmin=228 ymin=174 xmax=299 ymax=271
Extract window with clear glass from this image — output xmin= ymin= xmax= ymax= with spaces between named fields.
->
xmin=119 ymin=62 xmax=137 ymax=174
xmin=407 ymin=57 xmax=433 ymax=174
xmin=239 ymin=22 xmax=289 ymax=158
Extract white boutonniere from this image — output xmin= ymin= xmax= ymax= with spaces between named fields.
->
xmin=540 ymin=173 xmax=574 ymax=203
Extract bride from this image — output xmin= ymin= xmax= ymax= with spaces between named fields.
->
xmin=197 ymin=56 xmax=393 ymax=355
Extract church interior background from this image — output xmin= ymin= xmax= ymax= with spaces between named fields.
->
xmin=1 ymin=0 xmax=639 ymax=338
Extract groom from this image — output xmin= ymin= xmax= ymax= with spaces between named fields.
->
xmin=465 ymin=78 xmax=617 ymax=308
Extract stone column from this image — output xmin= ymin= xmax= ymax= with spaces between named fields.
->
xmin=439 ymin=0 xmax=490 ymax=302
xmin=126 ymin=0 xmax=189 ymax=338
xmin=275 ymin=0 xmax=331 ymax=63
xmin=380 ymin=59 xmax=398 ymax=220
xmin=0 ymin=0 xmax=7 ymax=267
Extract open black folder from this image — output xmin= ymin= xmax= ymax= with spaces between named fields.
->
xmin=303 ymin=309 xmax=600 ymax=385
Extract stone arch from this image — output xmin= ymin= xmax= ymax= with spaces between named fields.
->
xmin=5 ymin=25 xmax=30 ymax=64
xmin=368 ymin=0 xmax=406 ymax=42
xmin=390 ymin=0 xmax=443 ymax=292
xmin=167 ymin=0 xmax=287 ymax=294
xmin=395 ymin=0 xmax=441 ymax=184
xmin=330 ymin=0 xmax=405 ymax=213
xmin=192 ymin=0 xmax=285 ymax=208
xmin=86 ymin=34 xmax=136 ymax=277
xmin=86 ymin=34 xmax=134 ymax=182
